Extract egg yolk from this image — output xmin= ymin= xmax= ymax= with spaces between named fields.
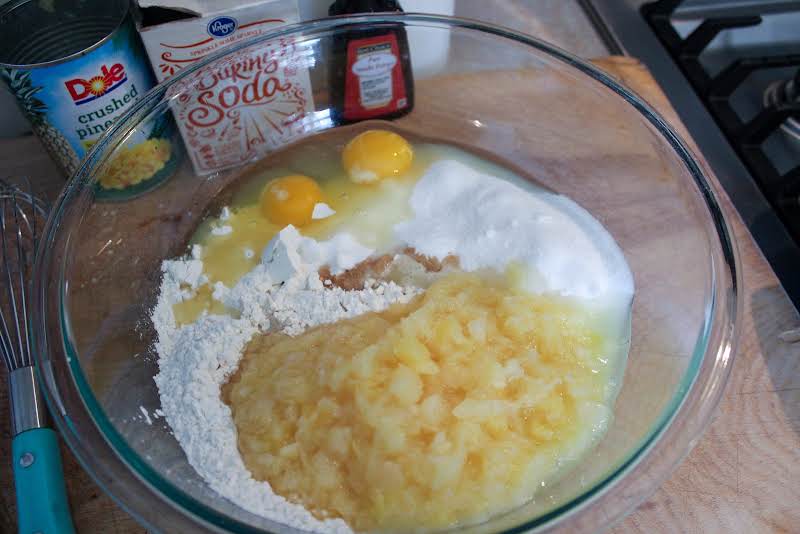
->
xmin=342 ymin=130 xmax=414 ymax=184
xmin=260 ymin=175 xmax=323 ymax=226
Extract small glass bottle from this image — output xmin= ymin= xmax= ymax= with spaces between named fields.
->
xmin=328 ymin=0 xmax=414 ymax=124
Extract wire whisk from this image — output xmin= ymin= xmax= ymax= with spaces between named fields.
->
xmin=1 ymin=177 xmax=75 ymax=534
xmin=0 ymin=178 xmax=47 ymax=377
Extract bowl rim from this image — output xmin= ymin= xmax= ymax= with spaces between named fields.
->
xmin=33 ymin=12 xmax=741 ymax=534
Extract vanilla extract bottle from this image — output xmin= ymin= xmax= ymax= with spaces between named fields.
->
xmin=328 ymin=0 xmax=414 ymax=124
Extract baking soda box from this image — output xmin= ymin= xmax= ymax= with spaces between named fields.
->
xmin=135 ymin=0 xmax=315 ymax=174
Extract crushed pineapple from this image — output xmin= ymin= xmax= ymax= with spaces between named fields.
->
xmin=224 ymin=272 xmax=614 ymax=532
xmin=99 ymin=138 xmax=171 ymax=190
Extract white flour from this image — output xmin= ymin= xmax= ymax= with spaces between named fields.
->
xmin=152 ymin=228 xmax=418 ymax=533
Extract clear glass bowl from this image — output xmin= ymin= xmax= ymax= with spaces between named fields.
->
xmin=33 ymin=14 xmax=740 ymax=534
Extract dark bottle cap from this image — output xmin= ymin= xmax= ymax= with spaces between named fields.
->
xmin=328 ymin=0 xmax=403 ymax=16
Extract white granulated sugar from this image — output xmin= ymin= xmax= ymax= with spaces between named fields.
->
xmin=152 ymin=227 xmax=418 ymax=533
xmin=395 ymin=159 xmax=634 ymax=300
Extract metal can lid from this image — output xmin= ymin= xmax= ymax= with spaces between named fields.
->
xmin=0 ymin=0 xmax=130 ymax=68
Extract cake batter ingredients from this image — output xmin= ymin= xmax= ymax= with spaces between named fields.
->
xmin=153 ymin=126 xmax=634 ymax=533
xmin=225 ymin=271 xmax=617 ymax=532
xmin=173 ymin=225 xmax=391 ymax=326
xmin=153 ymin=230 xmax=419 ymax=533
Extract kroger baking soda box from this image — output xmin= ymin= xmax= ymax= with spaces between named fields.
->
xmin=136 ymin=0 xmax=315 ymax=174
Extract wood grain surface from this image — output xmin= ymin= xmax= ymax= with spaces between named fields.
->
xmin=1 ymin=57 xmax=798 ymax=534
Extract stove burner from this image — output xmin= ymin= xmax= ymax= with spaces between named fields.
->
xmin=770 ymin=71 xmax=800 ymax=106
xmin=764 ymin=71 xmax=800 ymax=151
xmin=643 ymin=0 xmax=800 ymax=246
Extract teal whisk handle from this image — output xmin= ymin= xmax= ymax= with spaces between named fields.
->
xmin=12 ymin=428 xmax=76 ymax=534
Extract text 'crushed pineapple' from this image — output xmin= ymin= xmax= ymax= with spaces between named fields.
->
xmin=224 ymin=271 xmax=615 ymax=532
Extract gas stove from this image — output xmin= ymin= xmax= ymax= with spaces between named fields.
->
xmin=584 ymin=0 xmax=800 ymax=310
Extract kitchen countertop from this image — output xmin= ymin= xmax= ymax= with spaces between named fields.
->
xmin=453 ymin=0 xmax=610 ymax=58
xmin=1 ymin=54 xmax=798 ymax=533
xmin=598 ymin=57 xmax=800 ymax=534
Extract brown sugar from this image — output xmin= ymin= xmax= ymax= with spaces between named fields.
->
xmin=318 ymin=247 xmax=459 ymax=290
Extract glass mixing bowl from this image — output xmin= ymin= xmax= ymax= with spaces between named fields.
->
xmin=33 ymin=14 xmax=739 ymax=534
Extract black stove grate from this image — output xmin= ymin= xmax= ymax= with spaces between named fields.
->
xmin=642 ymin=0 xmax=800 ymax=244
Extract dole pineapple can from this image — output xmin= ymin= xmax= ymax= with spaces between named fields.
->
xmin=0 ymin=0 xmax=180 ymax=198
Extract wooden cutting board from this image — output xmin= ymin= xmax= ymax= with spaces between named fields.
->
xmin=0 ymin=56 xmax=798 ymax=533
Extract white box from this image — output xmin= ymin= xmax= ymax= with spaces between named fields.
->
xmin=136 ymin=0 xmax=315 ymax=174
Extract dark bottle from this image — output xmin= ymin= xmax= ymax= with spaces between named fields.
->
xmin=328 ymin=0 xmax=414 ymax=124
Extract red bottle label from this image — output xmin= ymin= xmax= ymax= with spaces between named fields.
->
xmin=343 ymin=33 xmax=408 ymax=120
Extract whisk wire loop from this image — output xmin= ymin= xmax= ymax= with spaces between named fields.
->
xmin=0 ymin=192 xmax=20 ymax=370
xmin=0 ymin=178 xmax=45 ymax=371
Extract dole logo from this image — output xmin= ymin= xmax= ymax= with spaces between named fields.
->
xmin=65 ymin=63 xmax=127 ymax=105
xmin=208 ymin=16 xmax=237 ymax=38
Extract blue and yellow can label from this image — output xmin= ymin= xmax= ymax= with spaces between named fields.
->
xmin=1 ymin=17 xmax=180 ymax=199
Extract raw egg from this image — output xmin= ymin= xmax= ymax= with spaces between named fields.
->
xmin=260 ymin=174 xmax=323 ymax=226
xmin=342 ymin=130 xmax=413 ymax=184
